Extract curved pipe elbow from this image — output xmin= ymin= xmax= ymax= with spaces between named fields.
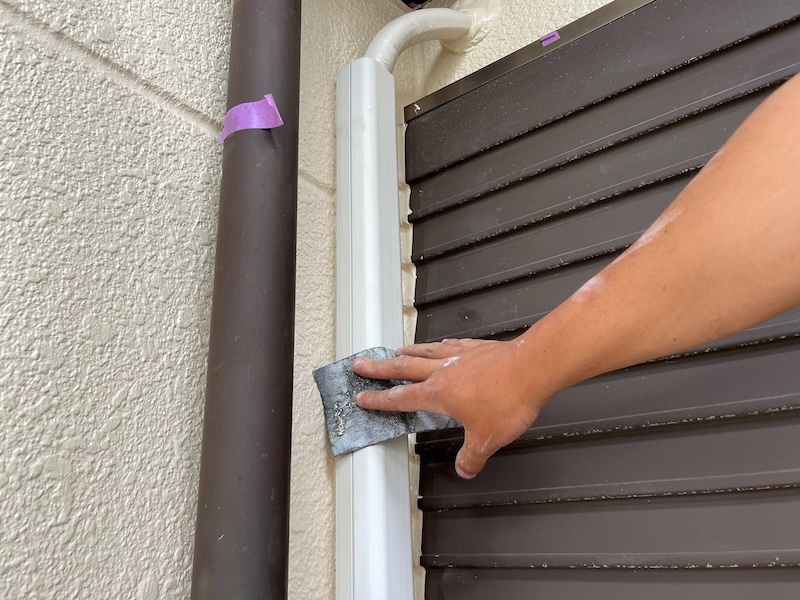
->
xmin=365 ymin=8 xmax=472 ymax=73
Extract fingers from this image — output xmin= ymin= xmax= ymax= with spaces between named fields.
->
xmin=353 ymin=354 xmax=438 ymax=382
xmin=396 ymin=342 xmax=460 ymax=359
xmin=454 ymin=430 xmax=498 ymax=480
xmin=442 ymin=338 xmax=497 ymax=349
xmin=355 ymin=382 xmax=431 ymax=413
xmin=397 ymin=338 xmax=497 ymax=358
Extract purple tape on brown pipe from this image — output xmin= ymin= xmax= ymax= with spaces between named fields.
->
xmin=218 ymin=93 xmax=284 ymax=143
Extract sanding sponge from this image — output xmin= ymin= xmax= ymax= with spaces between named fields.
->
xmin=313 ymin=347 xmax=460 ymax=456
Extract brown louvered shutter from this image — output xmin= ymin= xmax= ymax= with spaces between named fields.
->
xmin=405 ymin=1 xmax=800 ymax=598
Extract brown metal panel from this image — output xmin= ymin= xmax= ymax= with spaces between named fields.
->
xmin=405 ymin=0 xmax=800 ymax=180
xmin=416 ymin=254 xmax=615 ymax=341
xmin=408 ymin=1 xmax=800 ymax=597
xmin=409 ymin=21 xmax=800 ymax=221
xmin=411 ymin=89 xmax=768 ymax=263
xmin=415 ymin=176 xmax=684 ymax=306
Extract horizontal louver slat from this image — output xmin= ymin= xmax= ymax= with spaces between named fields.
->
xmin=416 ymin=254 xmax=614 ymax=341
xmin=426 ymin=569 xmax=800 ymax=600
xmin=421 ymin=489 xmax=800 ymax=568
xmin=419 ymin=411 xmax=800 ymax=510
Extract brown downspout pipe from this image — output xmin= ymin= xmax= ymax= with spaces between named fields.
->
xmin=191 ymin=1 xmax=300 ymax=598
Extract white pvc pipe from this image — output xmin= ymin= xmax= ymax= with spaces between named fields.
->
xmin=335 ymin=57 xmax=413 ymax=600
xmin=335 ymin=8 xmax=475 ymax=600
xmin=365 ymin=8 xmax=473 ymax=73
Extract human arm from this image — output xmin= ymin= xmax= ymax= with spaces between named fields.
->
xmin=354 ymin=74 xmax=800 ymax=479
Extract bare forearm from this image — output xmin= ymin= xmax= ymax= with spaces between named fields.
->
xmin=524 ymin=74 xmax=800 ymax=392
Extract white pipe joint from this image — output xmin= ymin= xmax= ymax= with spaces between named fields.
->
xmin=365 ymin=8 xmax=472 ymax=73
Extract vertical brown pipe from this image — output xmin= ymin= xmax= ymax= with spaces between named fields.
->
xmin=191 ymin=0 xmax=300 ymax=598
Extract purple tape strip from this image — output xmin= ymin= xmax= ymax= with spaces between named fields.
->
xmin=218 ymin=94 xmax=283 ymax=143
xmin=541 ymin=31 xmax=561 ymax=47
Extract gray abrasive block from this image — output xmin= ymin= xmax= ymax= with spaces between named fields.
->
xmin=313 ymin=347 xmax=461 ymax=456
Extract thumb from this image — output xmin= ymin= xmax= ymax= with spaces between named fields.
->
xmin=454 ymin=430 xmax=495 ymax=480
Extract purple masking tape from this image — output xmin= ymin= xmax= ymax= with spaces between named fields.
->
xmin=541 ymin=31 xmax=561 ymax=47
xmin=218 ymin=93 xmax=283 ymax=143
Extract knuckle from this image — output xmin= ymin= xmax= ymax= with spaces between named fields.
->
xmin=422 ymin=344 xmax=439 ymax=357
xmin=423 ymin=378 xmax=445 ymax=409
xmin=393 ymin=355 xmax=415 ymax=373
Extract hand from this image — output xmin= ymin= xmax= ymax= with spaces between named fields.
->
xmin=353 ymin=337 xmax=556 ymax=479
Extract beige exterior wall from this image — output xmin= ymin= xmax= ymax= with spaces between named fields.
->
xmin=0 ymin=1 xmax=608 ymax=599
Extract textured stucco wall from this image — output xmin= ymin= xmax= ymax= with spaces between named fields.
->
xmin=1 ymin=0 xmax=611 ymax=598
xmin=0 ymin=0 xmax=227 ymax=597
xmin=0 ymin=0 xmax=410 ymax=598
